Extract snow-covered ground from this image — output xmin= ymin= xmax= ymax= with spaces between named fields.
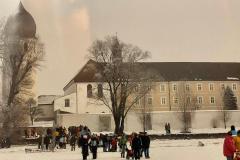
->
xmin=0 ymin=138 xmax=225 ymax=160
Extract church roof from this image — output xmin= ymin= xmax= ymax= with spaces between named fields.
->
xmin=64 ymin=60 xmax=240 ymax=89
xmin=4 ymin=2 xmax=36 ymax=38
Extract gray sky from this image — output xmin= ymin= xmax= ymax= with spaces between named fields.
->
xmin=1 ymin=0 xmax=240 ymax=95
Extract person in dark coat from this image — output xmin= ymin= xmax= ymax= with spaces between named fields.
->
xmin=102 ymin=134 xmax=108 ymax=152
xmin=44 ymin=135 xmax=51 ymax=150
xmin=89 ymin=134 xmax=99 ymax=159
xmin=141 ymin=133 xmax=150 ymax=158
xmin=70 ymin=135 xmax=77 ymax=151
xmin=81 ymin=135 xmax=90 ymax=160
xmin=131 ymin=133 xmax=142 ymax=160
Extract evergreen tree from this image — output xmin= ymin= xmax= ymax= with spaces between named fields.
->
xmin=223 ymin=86 xmax=237 ymax=110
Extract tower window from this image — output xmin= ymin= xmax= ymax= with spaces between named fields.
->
xmin=98 ymin=84 xmax=103 ymax=98
xmin=87 ymin=84 xmax=93 ymax=98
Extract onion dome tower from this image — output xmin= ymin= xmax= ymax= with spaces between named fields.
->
xmin=4 ymin=1 xmax=36 ymax=39
xmin=2 ymin=1 xmax=39 ymax=106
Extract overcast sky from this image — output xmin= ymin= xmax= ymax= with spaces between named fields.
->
xmin=1 ymin=0 xmax=240 ymax=95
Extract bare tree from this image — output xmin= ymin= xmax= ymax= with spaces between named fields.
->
xmin=136 ymin=82 xmax=154 ymax=133
xmin=176 ymin=81 xmax=198 ymax=133
xmin=88 ymin=35 xmax=157 ymax=134
xmin=26 ymin=98 xmax=44 ymax=125
xmin=0 ymin=20 xmax=44 ymax=137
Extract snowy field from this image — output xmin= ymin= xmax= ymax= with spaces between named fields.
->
xmin=0 ymin=138 xmax=225 ymax=160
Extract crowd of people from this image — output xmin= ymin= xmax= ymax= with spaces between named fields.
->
xmin=29 ymin=124 xmax=151 ymax=160
xmin=223 ymin=125 xmax=240 ymax=160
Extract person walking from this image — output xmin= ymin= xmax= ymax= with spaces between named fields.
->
xmin=70 ymin=134 xmax=77 ymax=151
xmin=81 ymin=134 xmax=90 ymax=160
xmin=223 ymin=131 xmax=236 ymax=160
xmin=119 ymin=134 xmax=127 ymax=158
xmin=141 ymin=132 xmax=150 ymax=159
xmin=89 ymin=134 xmax=99 ymax=159
xmin=132 ymin=133 xmax=142 ymax=160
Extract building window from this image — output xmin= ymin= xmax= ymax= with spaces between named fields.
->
xmin=136 ymin=99 xmax=141 ymax=106
xmin=160 ymin=84 xmax=166 ymax=92
xmin=98 ymin=84 xmax=103 ymax=98
xmin=186 ymin=97 xmax=191 ymax=104
xmin=87 ymin=84 xmax=93 ymax=98
xmin=209 ymin=83 xmax=214 ymax=91
xmin=221 ymin=84 xmax=225 ymax=90
xmin=173 ymin=97 xmax=178 ymax=104
xmin=134 ymin=85 xmax=139 ymax=92
xmin=197 ymin=96 xmax=203 ymax=104
xmin=147 ymin=85 xmax=152 ymax=92
xmin=160 ymin=97 xmax=166 ymax=105
xmin=65 ymin=99 xmax=70 ymax=107
xmin=197 ymin=84 xmax=202 ymax=91
xmin=185 ymin=84 xmax=190 ymax=91
xmin=172 ymin=84 xmax=177 ymax=91
xmin=232 ymin=84 xmax=237 ymax=91
xmin=210 ymin=97 xmax=215 ymax=104
xmin=147 ymin=97 xmax=152 ymax=105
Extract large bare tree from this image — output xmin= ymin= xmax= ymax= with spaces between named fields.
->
xmin=88 ymin=35 xmax=157 ymax=134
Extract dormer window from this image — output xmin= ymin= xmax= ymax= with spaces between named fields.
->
xmin=87 ymin=84 xmax=93 ymax=98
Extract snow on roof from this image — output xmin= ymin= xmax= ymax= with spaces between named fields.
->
xmin=27 ymin=121 xmax=54 ymax=128
xmin=227 ymin=77 xmax=239 ymax=80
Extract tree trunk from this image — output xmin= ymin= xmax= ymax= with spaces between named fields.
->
xmin=113 ymin=114 xmax=125 ymax=135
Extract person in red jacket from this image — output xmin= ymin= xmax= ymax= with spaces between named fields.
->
xmin=223 ymin=131 xmax=236 ymax=160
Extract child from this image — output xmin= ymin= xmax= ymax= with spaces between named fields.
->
xmin=126 ymin=138 xmax=133 ymax=160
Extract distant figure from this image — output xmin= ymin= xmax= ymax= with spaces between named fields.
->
xmin=141 ymin=132 xmax=150 ymax=159
xmin=132 ymin=133 xmax=142 ymax=160
xmin=167 ymin=123 xmax=171 ymax=134
xmin=231 ymin=125 xmax=237 ymax=136
xmin=223 ymin=131 xmax=236 ymax=160
xmin=165 ymin=123 xmax=171 ymax=135
xmin=70 ymin=135 xmax=77 ymax=151
xmin=89 ymin=134 xmax=99 ymax=159
xmin=119 ymin=134 xmax=127 ymax=158
xmin=164 ymin=123 xmax=168 ymax=134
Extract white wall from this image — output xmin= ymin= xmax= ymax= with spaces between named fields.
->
xmin=57 ymin=110 xmax=240 ymax=132
xmin=77 ymin=83 xmax=110 ymax=114
xmin=54 ymin=93 xmax=77 ymax=113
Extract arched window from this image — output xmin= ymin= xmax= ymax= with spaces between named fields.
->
xmin=98 ymin=84 xmax=103 ymax=98
xmin=87 ymin=84 xmax=92 ymax=98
